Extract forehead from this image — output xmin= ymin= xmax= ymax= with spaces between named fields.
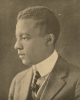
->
xmin=16 ymin=19 xmax=41 ymax=36
xmin=16 ymin=18 xmax=38 ymax=30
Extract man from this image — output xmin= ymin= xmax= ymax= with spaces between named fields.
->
xmin=8 ymin=6 xmax=80 ymax=100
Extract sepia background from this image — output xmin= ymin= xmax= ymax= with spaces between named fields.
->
xmin=0 ymin=0 xmax=80 ymax=100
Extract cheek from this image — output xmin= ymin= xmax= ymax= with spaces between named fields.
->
xmin=24 ymin=41 xmax=36 ymax=55
xmin=24 ymin=39 xmax=45 ymax=56
xmin=26 ymin=44 xmax=39 ymax=57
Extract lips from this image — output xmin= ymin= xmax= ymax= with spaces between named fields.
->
xmin=18 ymin=54 xmax=25 ymax=59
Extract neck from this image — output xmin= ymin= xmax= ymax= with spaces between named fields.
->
xmin=34 ymin=47 xmax=55 ymax=65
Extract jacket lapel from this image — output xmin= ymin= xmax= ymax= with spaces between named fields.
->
xmin=40 ymin=56 xmax=69 ymax=100
xmin=19 ymin=67 xmax=33 ymax=100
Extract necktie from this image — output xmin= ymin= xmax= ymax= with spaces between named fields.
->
xmin=31 ymin=70 xmax=41 ymax=93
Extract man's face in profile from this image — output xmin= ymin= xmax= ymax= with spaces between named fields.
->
xmin=14 ymin=19 xmax=47 ymax=66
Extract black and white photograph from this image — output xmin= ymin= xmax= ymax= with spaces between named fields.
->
xmin=0 ymin=0 xmax=80 ymax=100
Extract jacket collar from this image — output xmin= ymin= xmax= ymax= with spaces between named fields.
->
xmin=40 ymin=55 xmax=69 ymax=100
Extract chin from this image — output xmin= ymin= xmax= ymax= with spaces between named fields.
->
xmin=22 ymin=60 xmax=32 ymax=67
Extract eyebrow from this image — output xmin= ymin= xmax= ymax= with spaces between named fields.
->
xmin=15 ymin=33 xmax=31 ymax=37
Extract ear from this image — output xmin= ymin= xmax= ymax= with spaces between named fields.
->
xmin=45 ymin=34 xmax=55 ymax=46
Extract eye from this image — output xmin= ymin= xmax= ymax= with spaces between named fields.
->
xmin=21 ymin=35 xmax=30 ymax=40
xmin=22 ymin=36 xmax=27 ymax=39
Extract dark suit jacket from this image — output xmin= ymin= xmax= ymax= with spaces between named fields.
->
xmin=8 ymin=56 xmax=80 ymax=100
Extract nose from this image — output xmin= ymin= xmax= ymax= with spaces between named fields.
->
xmin=14 ymin=40 xmax=23 ymax=50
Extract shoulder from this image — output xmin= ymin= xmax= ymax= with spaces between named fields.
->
xmin=9 ymin=67 xmax=32 ymax=93
xmin=58 ymin=55 xmax=80 ymax=77
xmin=8 ymin=67 xmax=32 ymax=99
xmin=13 ymin=67 xmax=32 ymax=83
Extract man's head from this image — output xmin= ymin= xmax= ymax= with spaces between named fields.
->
xmin=14 ymin=6 xmax=60 ymax=66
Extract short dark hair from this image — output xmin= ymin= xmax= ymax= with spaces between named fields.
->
xmin=17 ymin=6 xmax=60 ymax=44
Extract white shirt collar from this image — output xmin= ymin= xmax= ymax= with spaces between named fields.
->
xmin=32 ymin=50 xmax=58 ymax=77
